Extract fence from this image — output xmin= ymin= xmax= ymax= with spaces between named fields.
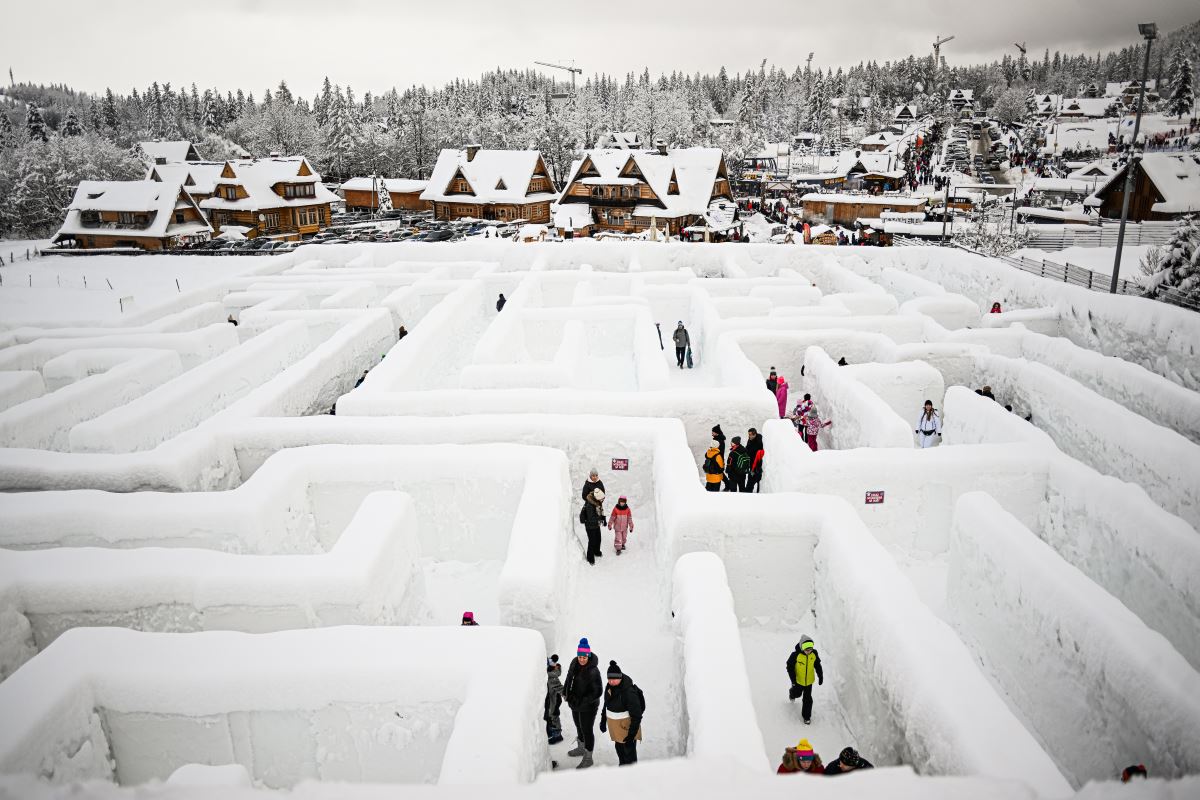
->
xmin=1026 ymin=221 xmax=1177 ymax=251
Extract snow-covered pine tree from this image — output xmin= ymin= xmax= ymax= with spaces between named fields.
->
xmin=26 ymin=106 xmax=48 ymax=142
xmin=1167 ymin=50 xmax=1194 ymax=120
xmin=1143 ymin=215 xmax=1200 ymax=303
xmin=375 ymin=175 xmax=393 ymax=213
xmin=60 ymin=109 xmax=83 ymax=137
xmin=102 ymin=88 xmax=119 ymax=131
xmin=0 ymin=113 xmax=14 ymax=150
xmin=202 ymin=95 xmax=219 ymax=131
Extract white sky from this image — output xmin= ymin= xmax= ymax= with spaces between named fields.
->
xmin=8 ymin=0 xmax=1198 ymax=98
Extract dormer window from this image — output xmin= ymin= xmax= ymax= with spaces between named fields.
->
xmin=223 ymin=186 xmax=237 ymax=201
xmin=283 ymin=184 xmax=315 ymax=199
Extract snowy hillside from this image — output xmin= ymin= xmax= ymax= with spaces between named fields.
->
xmin=0 ymin=241 xmax=1198 ymax=800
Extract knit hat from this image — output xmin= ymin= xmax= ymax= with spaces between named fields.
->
xmin=839 ymin=747 xmax=860 ymax=767
xmin=577 ymin=638 xmax=591 ymax=656
xmin=618 ymin=495 xmax=627 ymax=502
xmin=795 ymin=739 xmax=815 ymax=761
xmin=711 ymin=424 xmax=723 ymax=436
xmin=461 ymin=611 xmax=474 ymax=622
xmin=731 ymin=436 xmax=742 ymax=445
xmin=711 ymin=438 xmax=721 ymax=449
xmin=607 ymin=660 xmax=622 ymax=678
xmin=799 ymin=636 xmax=814 ymax=652
xmin=547 ymin=654 xmax=559 ymax=670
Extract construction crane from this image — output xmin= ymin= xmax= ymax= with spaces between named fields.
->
xmin=1014 ymin=41 xmax=1028 ymax=58
xmin=534 ymin=60 xmax=582 ymax=91
xmin=932 ymin=34 xmax=955 ymax=67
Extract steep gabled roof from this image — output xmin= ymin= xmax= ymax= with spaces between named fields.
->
xmin=54 ymin=180 xmax=212 ymax=241
xmin=138 ymin=140 xmax=202 ymax=163
xmin=420 ymin=149 xmax=558 ymax=204
xmin=147 ymin=162 xmax=227 ymax=196
xmin=1084 ymin=153 xmax=1200 ymax=214
xmin=556 ymin=147 xmax=730 ymax=219
xmin=200 ymin=156 xmax=338 ymax=212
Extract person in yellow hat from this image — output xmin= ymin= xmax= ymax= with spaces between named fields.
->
xmin=777 ymin=738 xmax=824 ymax=774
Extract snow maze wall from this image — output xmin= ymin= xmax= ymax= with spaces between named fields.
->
xmin=0 ymin=241 xmax=1198 ymax=799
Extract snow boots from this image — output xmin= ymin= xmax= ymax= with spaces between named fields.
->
xmin=567 ymin=741 xmax=587 ymax=758
xmin=576 ymin=751 xmax=594 ymax=769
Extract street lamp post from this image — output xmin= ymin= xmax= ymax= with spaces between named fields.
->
xmin=1110 ymin=22 xmax=1157 ymax=294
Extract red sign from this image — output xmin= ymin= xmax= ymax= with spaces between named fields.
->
xmin=611 ymin=458 xmax=629 ymax=471
xmin=865 ymin=491 xmax=885 ymax=505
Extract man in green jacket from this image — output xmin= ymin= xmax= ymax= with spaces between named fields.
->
xmin=786 ymin=635 xmax=824 ymax=725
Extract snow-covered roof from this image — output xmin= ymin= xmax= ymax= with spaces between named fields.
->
xmin=201 ymin=156 xmax=338 ymax=212
xmin=557 ymin=147 xmax=730 ymax=220
xmin=1015 ymin=206 xmax=1096 ymax=224
xmin=801 ymin=193 xmax=927 ymax=207
xmin=553 ymin=205 xmax=593 ymax=231
xmin=893 ymin=104 xmax=918 ymax=119
xmin=859 ymin=131 xmax=899 ymax=147
xmin=1027 ymin=177 xmax=1104 ymax=195
xmin=340 ymin=177 xmax=428 ymax=194
xmin=1057 ymin=98 xmax=1113 ymax=118
xmin=882 ymin=220 xmax=951 ymax=236
xmin=54 ymin=180 xmax=212 ymax=240
xmin=147 ymin=162 xmax=226 ymax=196
xmin=421 ymin=149 xmax=557 ymax=205
xmin=138 ymin=140 xmax=201 ymax=164
xmin=948 ymin=89 xmax=974 ymax=101
xmin=1084 ymin=153 xmax=1200 ymax=214
xmin=595 ymin=131 xmax=643 ymax=149
xmin=1105 ymin=80 xmax=1156 ymax=98
xmin=1067 ymin=161 xmax=1114 ymax=180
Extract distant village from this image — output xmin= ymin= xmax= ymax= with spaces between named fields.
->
xmin=46 ymin=80 xmax=1198 ymax=253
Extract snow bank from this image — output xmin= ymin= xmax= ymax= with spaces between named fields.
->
xmin=941 ymin=385 xmax=1056 ymax=448
xmin=68 ymin=321 xmax=310 ymax=453
xmin=813 ymin=498 xmax=1072 ymax=795
xmin=947 ymin=492 xmax=1200 ymax=785
xmin=899 ymin=294 xmax=981 ymax=331
xmin=0 ymin=626 xmax=546 ymax=786
xmin=671 ymin=553 xmax=770 ymax=773
xmin=0 ymin=349 xmax=183 ymax=450
xmin=842 ymin=360 xmax=945 ymax=431
xmin=0 ymin=370 xmax=44 ymax=411
xmin=803 ymin=347 xmax=913 ymax=449
xmin=976 ymin=354 xmax=1200 ymax=528
xmin=0 ymin=323 xmax=237 ymax=372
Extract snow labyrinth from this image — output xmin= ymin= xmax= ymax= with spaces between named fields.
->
xmin=0 ymin=240 xmax=1199 ymax=799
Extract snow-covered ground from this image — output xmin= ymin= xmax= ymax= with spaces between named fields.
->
xmin=1012 ymin=244 xmax=1154 ymax=281
xmin=0 ymin=241 xmax=1198 ymax=799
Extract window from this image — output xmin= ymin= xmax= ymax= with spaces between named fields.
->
xmin=118 ymin=212 xmax=139 ymax=226
xmin=284 ymin=184 xmax=315 ymax=199
xmin=262 ymin=212 xmax=280 ymax=230
xmin=174 ymin=212 xmax=185 ymax=224
xmin=80 ymin=210 xmax=100 ymax=227
xmin=296 ymin=207 xmax=321 ymax=227
xmin=223 ymin=186 xmax=237 ymax=201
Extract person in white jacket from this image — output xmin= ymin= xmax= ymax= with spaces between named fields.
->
xmin=915 ymin=400 xmax=941 ymax=448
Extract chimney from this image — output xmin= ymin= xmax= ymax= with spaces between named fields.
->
xmin=465 ymin=144 xmax=480 ymax=162
xmin=654 ymin=139 xmax=667 ymax=156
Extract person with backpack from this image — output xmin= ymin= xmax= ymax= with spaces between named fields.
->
xmin=607 ymin=496 xmax=634 ymax=555
xmin=824 ymin=746 xmax=874 ymax=775
xmin=777 ymin=738 xmax=825 ymax=774
xmin=672 ymin=322 xmax=690 ymax=369
xmin=744 ymin=428 xmax=764 ymax=492
xmin=545 ymin=655 xmax=564 ymax=744
xmin=786 ymin=636 xmax=824 ymax=725
xmin=725 ymin=436 xmax=750 ymax=492
xmin=801 ymin=408 xmax=832 ymax=452
xmin=599 ymin=660 xmax=645 ymax=766
xmin=581 ymin=489 xmax=605 ymax=565
xmin=789 ymin=395 xmax=814 ymax=434
xmin=702 ymin=439 xmax=724 ymax=492
xmin=564 ymin=638 xmax=603 ymax=769
xmin=915 ymin=400 xmax=942 ymax=448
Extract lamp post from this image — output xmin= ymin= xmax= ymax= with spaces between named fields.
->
xmin=1110 ymin=22 xmax=1157 ymax=294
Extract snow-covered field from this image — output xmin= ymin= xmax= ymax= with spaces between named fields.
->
xmin=1013 ymin=244 xmax=1154 ymax=281
xmin=0 ymin=241 xmax=1198 ymax=800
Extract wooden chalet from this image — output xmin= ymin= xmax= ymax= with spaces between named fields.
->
xmin=800 ymin=192 xmax=928 ymax=226
xmin=52 ymin=180 xmax=211 ymax=250
xmin=147 ymin=162 xmax=226 ymax=205
xmin=948 ymin=89 xmax=975 ymax=118
xmin=892 ymin=104 xmax=917 ymax=125
xmin=858 ymin=131 xmax=899 ymax=152
xmin=596 ymin=131 xmax=644 ymax=149
xmin=200 ymin=156 xmax=337 ymax=240
xmin=553 ymin=146 xmax=734 ymax=237
xmin=139 ymin=140 xmax=203 ymax=165
xmin=340 ymin=177 xmax=431 ymax=212
xmin=419 ymin=147 xmax=557 ymax=223
xmin=1083 ymin=153 xmax=1200 ymax=222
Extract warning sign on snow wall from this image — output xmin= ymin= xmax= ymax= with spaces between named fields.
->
xmin=865 ymin=490 xmax=885 ymax=504
xmin=611 ymin=458 xmax=629 ymax=471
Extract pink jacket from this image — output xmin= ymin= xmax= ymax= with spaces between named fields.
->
xmin=608 ymin=505 xmax=633 ymax=535
xmin=775 ymin=377 xmax=789 ymax=418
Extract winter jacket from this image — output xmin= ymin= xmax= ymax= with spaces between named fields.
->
xmin=824 ymin=756 xmax=874 ymax=775
xmin=545 ymin=662 xmax=564 ymax=721
xmin=581 ymin=501 xmax=603 ymax=534
xmin=711 ymin=427 xmax=726 ymax=456
xmin=726 ymin=444 xmax=750 ymax=476
xmin=600 ymin=676 xmax=645 ymax=743
xmin=803 ymin=414 xmax=831 ymax=437
xmin=702 ymin=447 xmax=725 ymax=484
xmin=745 ymin=436 xmax=764 ymax=473
xmin=915 ymin=410 xmax=942 ymax=435
xmin=778 ymin=752 xmax=825 ymax=774
xmin=790 ymin=400 xmax=813 ymax=431
xmin=775 ymin=378 xmax=789 ymax=418
xmin=608 ymin=504 xmax=633 ymax=536
xmin=672 ymin=327 xmax=690 ymax=347
xmin=582 ymin=478 xmax=606 ymax=502
xmin=786 ymin=643 xmax=824 ymax=687
xmin=564 ymin=653 xmax=603 ymax=709
xmin=766 ymin=376 xmax=778 ymax=394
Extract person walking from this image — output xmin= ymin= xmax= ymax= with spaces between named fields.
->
xmin=766 ymin=368 xmax=778 ymax=395
xmin=702 ymin=439 xmax=725 ymax=492
xmin=599 ymin=661 xmax=645 ymax=766
xmin=710 ymin=424 xmax=726 ymax=457
xmin=581 ymin=489 xmax=605 ymax=565
xmin=496 ymin=293 xmax=506 ymax=312
xmin=545 ymin=655 xmax=565 ymax=745
xmin=989 ymin=301 xmax=1002 ymax=314
xmin=802 ymin=408 xmax=832 ymax=452
xmin=582 ymin=469 xmax=605 ymax=502
xmin=564 ymin=638 xmax=603 ymax=769
xmin=775 ymin=375 xmax=789 ymax=419
xmin=789 ymin=394 xmax=814 ymax=434
xmin=786 ymin=635 xmax=824 ymax=725
xmin=824 ymin=746 xmax=874 ymax=775
xmin=915 ymin=400 xmax=942 ymax=448
xmin=607 ymin=496 xmax=634 ymax=555
xmin=777 ymin=738 xmax=825 ymax=774
xmin=672 ymin=322 xmax=690 ymax=369
xmin=744 ymin=428 xmax=764 ymax=492
xmin=725 ymin=436 xmax=750 ymax=492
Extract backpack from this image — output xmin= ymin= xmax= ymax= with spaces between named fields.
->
xmin=632 ymin=683 xmax=646 ymax=714
xmin=579 ymin=505 xmax=587 ymax=524
xmin=702 ymin=453 xmax=720 ymax=474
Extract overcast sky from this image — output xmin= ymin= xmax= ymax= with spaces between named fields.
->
xmin=8 ymin=0 xmax=1198 ymax=98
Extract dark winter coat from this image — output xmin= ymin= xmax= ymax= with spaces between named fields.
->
xmin=672 ymin=326 xmax=690 ymax=347
xmin=582 ymin=478 xmax=606 ymax=502
xmin=824 ymin=756 xmax=874 ymax=775
xmin=744 ymin=435 xmax=764 ymax=473
xmin=726 ymin=444 xmax=750 ymax=476
xmin=581 ymin=501 xmax=603 ymax=534
xmin=786 ymin=644 xmax=824 ymax=687
xmin=711 ymin=426 xmax=726 ymax=457
xmin=600 ymin=675 xmax=645 ymax=742
xmin=564 ymin=653 xmax=603 ymax=709
xmin=766 ymin=376 xmax=778 ymax=394
xmin=545 ymin=662 xmax=564 ymax=722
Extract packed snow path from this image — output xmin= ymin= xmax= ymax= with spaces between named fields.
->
xmin=0 ymin=241 xmax=1198 ymax=797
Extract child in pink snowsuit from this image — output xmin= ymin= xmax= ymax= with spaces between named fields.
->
xmin=803 ymin=408 xmax=832 ymax=451
xmin=608 ymin=496 xmax=634 ymax=554
xmin=775 ymin=376 xmax=789 ymax=418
